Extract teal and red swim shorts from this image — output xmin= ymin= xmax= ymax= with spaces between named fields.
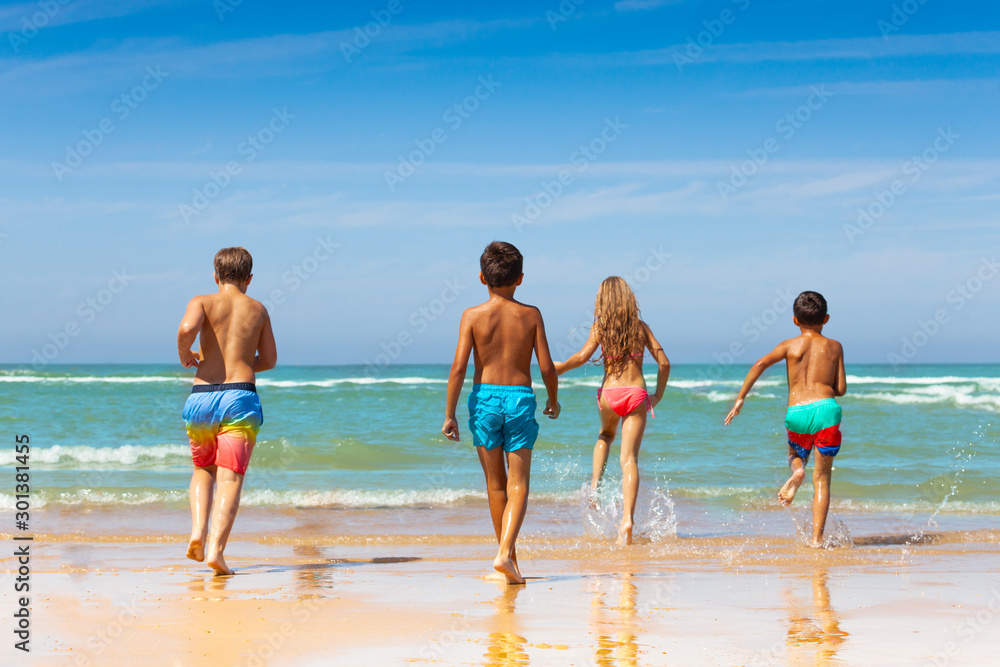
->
xmin=785 ymin=398 xmax=842 ymax=462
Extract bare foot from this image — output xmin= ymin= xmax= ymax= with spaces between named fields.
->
xmin=778 ymin=468 xmax=806 ymax=506
xmin=206 ymin=553 xmax=234 ymax=576
xmin=617 ymin=520 xmax=634 ymax=546
xmin=186 ymin=538 xmax=205 ymax=562
xmin=484 ymin=571 xmax=507 ymax=581
xmin=493 ymin=555 xmax=525 ymax=585
xmin=808 ymin=538 xmax=825 ymax=549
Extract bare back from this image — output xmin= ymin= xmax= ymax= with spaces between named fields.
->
xmin=467 ymin=298 xmax=541 ymax=386
xmin=784 ymin=332 xmax=845 ymax=405
xmin=192 ymin=291 xmax=268 ymax=385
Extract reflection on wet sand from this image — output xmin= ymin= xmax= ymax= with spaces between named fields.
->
xmin=784 ymin=569 xmax=849 ymax=665
xmin=484 ymin=585 xmax=529 ymax=666
xmin=591 ymin=573 xmax=640 ymax=667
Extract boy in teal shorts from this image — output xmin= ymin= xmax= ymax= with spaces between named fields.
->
xmin=725 ymin=291 xmax=847 ymax=547
xmin=442 ymin=241 xmax=560 ymax=584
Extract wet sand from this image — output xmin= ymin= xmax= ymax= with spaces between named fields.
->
xmin=2 ymin=507 xmax=999 ymax=666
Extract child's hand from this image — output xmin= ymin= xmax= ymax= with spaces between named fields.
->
xmin=650 ymin=394 xmax=662 ymax=408
xmin=724 ymin=398 xmax=744 ymax=425
xmin=442 ymin=418 xmax=460 ymax=441
xmin=553 ymin=361 xmax=565 ymax=376
xmin=180 ymin=350 xmax=200 ymax=369
xmin=543 ymin=400 xmax=560 ymax=419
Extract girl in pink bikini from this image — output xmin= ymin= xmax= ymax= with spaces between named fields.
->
xmin=555 ymin=276 xmax=670 ymax=544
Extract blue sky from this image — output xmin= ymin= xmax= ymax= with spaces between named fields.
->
xmin=1 ymin=0 xmax=998 ymax=368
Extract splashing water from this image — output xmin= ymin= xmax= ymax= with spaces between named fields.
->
xmin=580 ymin=481 xmax=678 ymax=543
xmin=785 ymin=506 xmax=854 ymax=549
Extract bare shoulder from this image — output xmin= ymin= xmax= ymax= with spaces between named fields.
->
xmin=514 ymin=300 xmax=542 ymax=320
xmin=825 ymin=336 xmax=844 ymax=355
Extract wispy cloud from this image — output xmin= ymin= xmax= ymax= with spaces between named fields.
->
xmin=0 ymin=0 xmax=176 ymax=34
xmin=614 ymin=0 xmax=685 ymax=12
xmin=561 ymin=31 xmax=1000 ymax=68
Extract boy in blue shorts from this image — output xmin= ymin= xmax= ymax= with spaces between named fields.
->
xmin=177 ymin=247 xmax=277 ymax=574
xmin=442 ymin=241 xmax=560 ymax=584
xmin=724 ymin=291 xmax=846 ymax=547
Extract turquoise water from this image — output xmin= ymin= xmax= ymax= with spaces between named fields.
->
xmin=1 ymin=363 xmax=997 ymax=531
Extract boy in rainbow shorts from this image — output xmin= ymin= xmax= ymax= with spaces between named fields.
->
xmin=177 ymin=247 xmax=277 ymax=575
xmin=725 ymin=291 xmax=847 ymax=548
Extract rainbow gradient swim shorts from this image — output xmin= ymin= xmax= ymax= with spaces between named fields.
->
xmin=182 ymin=383 xmax=263 ymax=475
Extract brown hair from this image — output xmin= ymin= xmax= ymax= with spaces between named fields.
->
xmin=794 ymin=291 xmax=827 ymax=325
xmin=480 ymin=241 xmax=523 ymax=287
xmin=214 ymin=247 xmax=253 ymax=285
xmin=594 ymin=276 xmax=646 ymax=376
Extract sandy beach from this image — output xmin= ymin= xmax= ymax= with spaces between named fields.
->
xmin=3 ymin=503 xmax=999 ymax=666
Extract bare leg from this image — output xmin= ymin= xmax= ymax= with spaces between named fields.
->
xmin=810 ymin=449 xmax=833 ymax=548
xmin=592 ymin=404 xmax=619 ymax=490
xmin=779 ymin=446 xmax=807 ymax=506
xmin=187 ymin=466 xmax=216 ymax=562
xmin=477 ymin=446 xmax=517 ymax=578
xmin=205 ymin=467 xmax=245 ymax=575
xmin=493 ymin=448 xmax=532 ymax=585
xmin=618 ymin=408 xmax=647 ymax=545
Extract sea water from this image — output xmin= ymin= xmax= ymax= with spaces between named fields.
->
xmin=1 ymin=363 xmax=996 ymax=541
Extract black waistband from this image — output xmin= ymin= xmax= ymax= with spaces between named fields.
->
xmin=191 ymin=382 xmax=257 ymax=394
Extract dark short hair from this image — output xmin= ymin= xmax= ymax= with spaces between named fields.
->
xmin=480 ymin=241 xmax=523 ymax=287
xmin=794 ymin=291 xmax=827 ymax=325
xmin=214 ymin=247 xmax=253 ymax=285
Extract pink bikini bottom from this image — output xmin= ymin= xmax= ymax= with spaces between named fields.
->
xmin=597 ymin=387 xmax=654 ymax=418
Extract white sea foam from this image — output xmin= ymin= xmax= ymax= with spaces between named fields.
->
xmin=0 ymin=444 xmax=190 ymax=467
xmin=258 ymin=377 xmax=447 ymax=388
xmin=0 ymin=375 xmax=187 ymax=384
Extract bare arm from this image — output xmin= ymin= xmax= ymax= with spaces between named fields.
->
xmin=533 ymin=310 xmax=560 ymax=419
xmin=834 ymin=344 xmax=847 ymax=397
xmin=554 ymin=326 xmax=599 ymax=376
xmin=253 ymin=309 xmax=277 ymax=373
xmin=643 ymin=323 xmax=670 ymax=407
xmin=442 ymin=311 xmax=474 ymax=441
xmin=177 ymin=298 xmax=205 ymax=368
xmin=724 ymin=342 xmax=788 ymax=425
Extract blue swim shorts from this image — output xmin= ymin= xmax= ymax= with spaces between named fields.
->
xmin=468 ymin=384 xmax=539 ymax=453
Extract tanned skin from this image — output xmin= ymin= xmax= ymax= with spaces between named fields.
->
xmin=442 ymin=273 xmax=559 ymax=584
xmin=725 ymin=314 xmax=846 ymax=547
xmin=177 ymin=273 xmax=276 ymax=575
